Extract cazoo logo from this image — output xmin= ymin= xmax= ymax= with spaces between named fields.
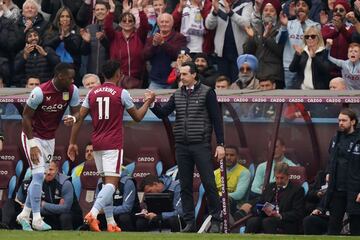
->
xmin=133 ymin=172 xmax=150 ymax=178
xmin=0 ymin=170 xmax=8 ymax=175
xmin=41 ymin=103 xmax=67 ymax=112
xmin=289 ymin=175 xmax=301 ymax=180
xmin=0 ymin=155 xmax=15 ymax=160
xmin=82 ymin=171 xmax=100 ymax=176
xmin=137 ymin=157 xmax=155 ymax=162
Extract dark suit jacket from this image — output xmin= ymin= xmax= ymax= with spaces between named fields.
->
xmin=255 ymin=181 xmax=305 ymax=223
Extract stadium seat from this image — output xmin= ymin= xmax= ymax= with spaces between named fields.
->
xmin=53 ymin=146 xmax=71 ymax=175
xmin=238 ymin=148 xmax=256 ymax=179
xmin=288 ymin=166 xmax=308 ymax=194
xmin=78 ymin=159 xmax=100 ymax=216
xmin=0 ymin=161 xmax=17 ymax=208
xmin=125 ymin=147 xmax=163 ymax=190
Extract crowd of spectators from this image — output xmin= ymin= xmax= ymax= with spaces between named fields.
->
xmin=0 ymin=0 xmax=358 ymax=90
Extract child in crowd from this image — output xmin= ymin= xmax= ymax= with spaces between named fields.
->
xmin=327 ymin=39 xmax=360 ymax=89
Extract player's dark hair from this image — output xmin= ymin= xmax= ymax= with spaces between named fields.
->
xmin=54 ymin=63 xmax=74 ymax=76
xmin=140 ymin=174 xmax=161 ymax=191
xmin=101 ymin=60 xmax=121 ymax=80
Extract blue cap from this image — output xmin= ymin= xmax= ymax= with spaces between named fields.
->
xmin=236 ymin=54 xmax=258 ymax=72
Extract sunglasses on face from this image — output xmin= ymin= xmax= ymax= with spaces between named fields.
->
xmin=240 ymin=66 xmax=252 ymax=73
xmin=121 ymin=19 xmax=134 ymax=23
xmin=304 ymin=34 xmax=317 ymax=40
xmin=333 ymin=7 xmax=345 ymax=13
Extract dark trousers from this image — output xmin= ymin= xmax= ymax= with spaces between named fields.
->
xmin=135 ymin=216 xmax=183 ymax=232
xmin=245 ymin=216 xmax=299 ymax=234
xmin=216 ymin=56 xmax=238 ymax=83
xmin=303 ymin=215 xmax=328 ymax=235
xmin=175 ymin=143 xmax=221 ymax=224
xmin=43 ymin=212 xmax=83 ymax=230
xmin=1 ymin=199 xmax=21 ymax=229
xmin=328 ymin=190 xmax=347 ymax=235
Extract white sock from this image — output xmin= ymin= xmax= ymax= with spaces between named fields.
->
xmin=90 ymin=207 xmax=100 ymax=218
xmin=106 ymin=217 xmax=116 ymax=225
xmin=33 ymin=212 xmax=41 ymax=222
xmin=20 ymin=206 xmax=32 ymax=218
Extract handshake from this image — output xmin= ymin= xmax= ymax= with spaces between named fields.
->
xmin=144 ymin=89 xmax=156 ymax=104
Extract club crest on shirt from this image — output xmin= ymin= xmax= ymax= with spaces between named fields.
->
xmin=63 ymin=92 xmax=69 ymax=101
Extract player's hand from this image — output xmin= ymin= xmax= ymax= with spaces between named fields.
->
xmin=64 ymin=115 xmax=76 ymax=126
xmin=214 ymin=145 xmax=225 ymax=161
xmin=30 ymin=146 xmax=41 ymax=164
xmin=356 ymin=193 xmax=360 ymax=203
xmin=145 ymin=212 xmax=157 ymax=220
xmin=67 ymin=144 xmax=79 ymax=161
xmin=311 ymin=209 xmax=322 ymax=215
xmin=144 ymin=89 xmax=156 ymax=103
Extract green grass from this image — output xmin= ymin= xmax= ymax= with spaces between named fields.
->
xmin=1 ymin=231 xmax=360 ymax=240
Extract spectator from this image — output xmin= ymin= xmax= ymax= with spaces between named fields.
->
xmin=104 ymin=0 xmax=150 ymax=89
xmin=15 ymin=0 xmax=49 ymax=51
xmin=329 ymin=76 xmax=347 ymax=90
xmin=205 ymin=0 xmax=252 ymax=83
xmin=0 ymin=15 xmax=19 ymax=86
xmin=0 ymin=0 xmax=20 ymax=21
xmin=149 ymin=61 xmax=225 ymax=233
xmin=251 ymin=138 xmax=297 ymax=197
xmin=302 ymin=170 xmax=328 ymax=235
xmin=245 ymin=162 xmax=305 ymax=234
xmin=147 ymin=0 xmax=167 ymax=36
xmin=278 ymin=0 xmax=320 ymax=89
xmin=43 ymin=7 xmax=82 ymax=86
xmin=41 ymin=0 xmax=82 ymax=25
xmin=97 ymin=175 xmax=140 ymax=231
xmin=289 ymin=25 xmax=332 ymax=89
xmin=230 ymin=54 xmax=259 ymax=90
xmin=144 ymin=13 xmax=186 ymax=89
xmin=82 ymin=74 xmax=101 ymax=89
xmin=214 ymin=145 xmax=250 ymax=215
xmin=326 ymin=41 xmax=360 ymax=89
xmin=14 ymin=28 xmax=60 ymax=84
xmin=247 ymin=78 xmax=276 ymax=119
xmin=193 ymin=53 xmax=219 ymax=88
xmin=25 ymin=76 xmax=40 ymax=89
xmin=17 ymin=161 xmax=83 ymax=230
xmin=136 ymin=174 xmax=184 ymax=232
xmin=325 ymin=108 xmax=360 ymax=235
xmin=172 ymin=0 xmax=206 ymax=54
xmin=166 ymin=47 xmax=192 ymax=88
xmin=244 ymin=0 xmax=285 ymax=88
xmin=321 ymin=0 xmax=357 ymax=77
xmin=79 ymin=1 xmax=110 ymax=76
xmin=215 ymin=75 xmax=231 ymax=89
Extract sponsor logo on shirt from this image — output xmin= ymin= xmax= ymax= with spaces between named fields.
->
xmin=41 ymin=103 xmax=68 ymax=112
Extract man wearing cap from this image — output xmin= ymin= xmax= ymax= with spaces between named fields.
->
xmin=322 ymin=0 xmax=359 ymax=78
xmin=230 ymin=54 xmax=259 ymax=89
xmin=194 ymin=53 xmax=219 ymax=89
xmin=277 ymin=0 xmax=320 ymax=89
xmin=244 ymin=0 xmax=285 ymax=88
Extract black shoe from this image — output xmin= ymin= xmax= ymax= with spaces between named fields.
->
xmin=208 ymin=220 xmax=221 ymax=233
xmin=181 ymin=222 xmax=196 ymax=233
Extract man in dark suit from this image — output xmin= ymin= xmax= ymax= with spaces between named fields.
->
xmin=245 ymin=162 xmax=305 ymax=234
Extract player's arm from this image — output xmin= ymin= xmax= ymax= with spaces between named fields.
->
xmin=64 ymin=86 xmax=81 ymax=126
xmin=67 ymin=91 xmax=89 ymax=161
xmin=124 ymin=90 xmax=155 ymax=122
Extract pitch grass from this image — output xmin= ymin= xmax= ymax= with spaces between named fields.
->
xmin=1 ymin=231 xmax=360 ymax=240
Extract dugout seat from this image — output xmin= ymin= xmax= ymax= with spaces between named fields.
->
xmin=0 ymin=160 xmax=22 ymax=208
xmin=288 ymin=166 xmax=308 ymax=194
xmin=125 ymin=147 xmax=163 ymax=190
xmin=78 ymin=159 xmax=100 ymax=216
xmin=238 ymin=148 xmax=255 ymax=179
